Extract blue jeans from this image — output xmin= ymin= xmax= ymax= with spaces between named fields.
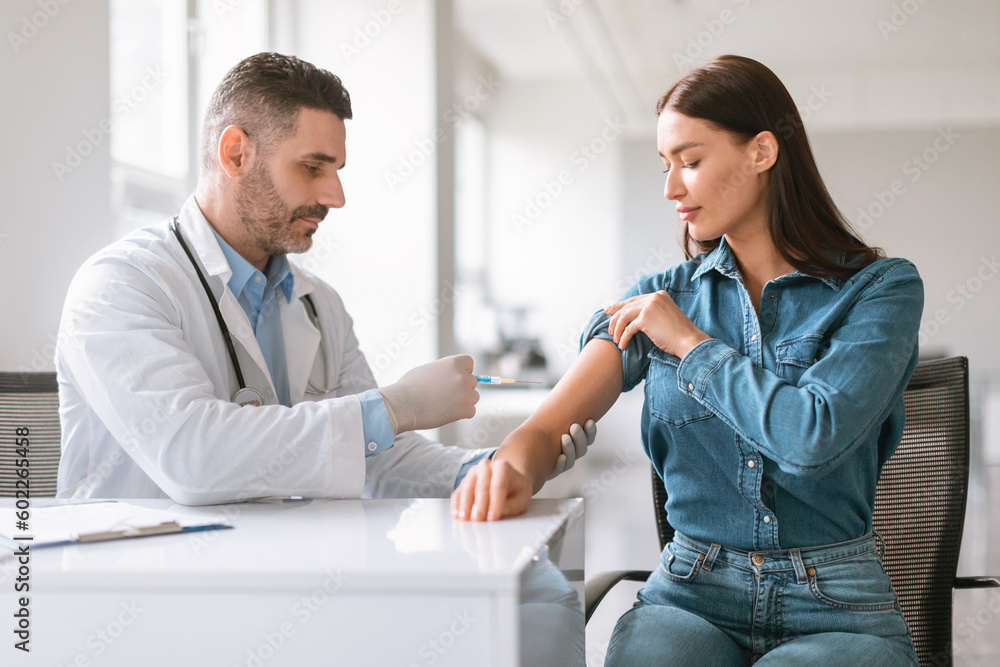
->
xmin=605 ymin=532 xmax=919 ymax=666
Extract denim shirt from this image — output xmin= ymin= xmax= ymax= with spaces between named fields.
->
xmin=583 ymin=237 xmax=924 ymax=551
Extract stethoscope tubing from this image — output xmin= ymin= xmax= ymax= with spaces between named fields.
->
xmin=171 ymin=217 xmax=249 ymax=390
xmin=171 ymin=217 xmax=329 ymax=403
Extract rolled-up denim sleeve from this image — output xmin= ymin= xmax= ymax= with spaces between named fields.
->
xmin=580 ymin=282 xmax=660 ymax=393
xmin=675 ymin=260 xmax=924 ymax=476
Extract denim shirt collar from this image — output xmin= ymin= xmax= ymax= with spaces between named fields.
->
xmin=690 ymin=236 xmax=844 ymax=292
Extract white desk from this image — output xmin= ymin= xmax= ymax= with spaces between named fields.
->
xmin=0 ymin=498 xmax=584 ymax=667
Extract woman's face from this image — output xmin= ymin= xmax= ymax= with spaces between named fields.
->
xmin=656 ymin=110 xmax=772 ymax=244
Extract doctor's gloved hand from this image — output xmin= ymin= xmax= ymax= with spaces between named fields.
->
xmin=547 ymin=420 xmax=597 ymax=480
xmin=378 ymin=355 xmax=479 ymax=434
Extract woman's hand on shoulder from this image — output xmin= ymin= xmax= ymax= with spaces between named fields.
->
xmin=605 ymin=290 xmax=710 ymax=358
xmin=451 ymin=457 xmax=533 ymax=521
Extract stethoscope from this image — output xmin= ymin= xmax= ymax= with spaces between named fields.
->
xmin=171 ymin=217 xmax=336 ymax=406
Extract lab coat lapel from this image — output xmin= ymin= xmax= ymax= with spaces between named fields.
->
xmin=283 ymin=268 xmax=322 ymax=403
xmin=217 ymin=290 xmax=278 ymax=403
xmin=176 ymin=196 xmax=278 ymax=404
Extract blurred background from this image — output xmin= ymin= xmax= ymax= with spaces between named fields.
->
xmin=2 ymin=0 xmax=998 ymax=663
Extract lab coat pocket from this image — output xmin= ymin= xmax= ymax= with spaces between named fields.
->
xmin=775 ymin=334 xmax=827 ymax=385
xmin=647 ymin=350 xmax=714 ymax=427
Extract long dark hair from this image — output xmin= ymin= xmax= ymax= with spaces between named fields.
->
xmin=657 ymin=55 xmax=881 ymax=278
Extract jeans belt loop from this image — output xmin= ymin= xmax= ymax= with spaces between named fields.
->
xmin=702 ymin=543 xmax=722 ymax=571
xmin=872 ymin=529 xmax=885 ymax=562
xmin=789 ymin=547 xmax=809 ymax=584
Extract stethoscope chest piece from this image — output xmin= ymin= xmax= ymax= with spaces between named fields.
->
xmin=233 ymin=387 xmax=264 ymax=407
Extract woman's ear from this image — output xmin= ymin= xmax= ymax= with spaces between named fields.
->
xmin=752 ymin=130 xmax=779 ymax=173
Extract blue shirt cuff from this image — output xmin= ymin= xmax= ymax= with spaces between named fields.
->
xmin=676 ymin=338 xmax=736 ymax=400
xmin=358 ymin=389 xmax=394 ymax=457
xmin=455 ymin=449 xmax=496 ymax=488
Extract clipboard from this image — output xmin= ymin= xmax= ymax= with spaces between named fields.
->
xmin=0 ymin=500 xmax=232 ymax=550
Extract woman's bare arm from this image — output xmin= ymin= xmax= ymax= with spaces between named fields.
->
xmin=452 ymin=338 xmax=624 ymax=521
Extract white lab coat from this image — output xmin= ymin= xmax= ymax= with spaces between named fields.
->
xmin=56 ymin=195 xmax=486 ymax=505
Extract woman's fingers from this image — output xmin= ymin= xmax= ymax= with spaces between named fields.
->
xmin=471 ymin=458 xmax=493 ymax=521
xmin=603 ymin=296 xmax=633 ymax=315
xmin=488 ymin=463 xmax=510 ymax=521
xmin=609 ymin=304 xmax=636 ymax=346
xmin=451 ymin=467 xmax=470 ymax=518
xmin=616 ymin=317 xmax=642 ymax=350
xmin=452 ymin=459 xmax=488 ymax=521
xmin=451 ymin=458 xmax=530 ymax=522
xmin=605 ymin=296 xmax=637 ymax=344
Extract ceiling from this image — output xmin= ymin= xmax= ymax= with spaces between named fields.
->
xmin=454 ymin=0 xmax=1000 ymax=132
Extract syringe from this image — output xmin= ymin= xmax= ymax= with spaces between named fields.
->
xmin=474 ymin=375 xmax=541 ymax=385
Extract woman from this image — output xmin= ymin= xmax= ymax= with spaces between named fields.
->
xmin=452 ymin=55 xmax=922 ymax=665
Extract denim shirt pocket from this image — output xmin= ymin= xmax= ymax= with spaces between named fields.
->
xmin=775 ymin=334 xmax=827 ymax=384
xmin=647 ymin=349 xmax=715 ymax=427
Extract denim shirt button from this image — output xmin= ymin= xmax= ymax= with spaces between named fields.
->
xmin=763 ymin=515 xmax=772 ymax=524
xmin=747 ymin=460 xmax=755 ymax=468
xmin=688 ymin=383 xmax=694 ymax=391
xmin=768 ymin=292 xmax=776 ymax=300
xmin=751 ymin=334 xmax=757 ymax=342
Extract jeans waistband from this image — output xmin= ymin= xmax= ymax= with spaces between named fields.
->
xmin=671 ymin=530 xmax=880 ymax=576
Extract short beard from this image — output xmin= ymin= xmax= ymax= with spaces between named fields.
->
xmin=234 ymin=158 xmax=326 ymax=257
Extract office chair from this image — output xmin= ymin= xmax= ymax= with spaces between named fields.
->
xmin=0 ymin=372 xmax=61 ymax=498
xmin=585 ymin=356 xmax=1000 ymax=666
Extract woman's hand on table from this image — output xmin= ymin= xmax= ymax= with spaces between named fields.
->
xmin=451 ymin=457 xmax=532 ymax=522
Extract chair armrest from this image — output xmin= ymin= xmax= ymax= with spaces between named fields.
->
xmin=955 ymin=576 xmax=1000 ymax=589
xmin=585 ymin=570 xmax=651 ymax=623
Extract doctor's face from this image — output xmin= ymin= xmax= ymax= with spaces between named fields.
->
xmin=235 ymin=108 xmax=347 ymax=256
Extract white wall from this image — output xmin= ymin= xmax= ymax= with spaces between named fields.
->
xmin=0 ymin=0 xmax=113 ymax=372
xmin=294 ymin=0 xmax=439 ymax=386
xmin=811 ymin=125 xmax=1000 ymax=377
xmin=484 ymin=81 xmax=623 ymax=377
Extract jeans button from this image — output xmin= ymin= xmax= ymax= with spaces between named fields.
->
xmin=752 ymin=554 xmax=765 ymax=565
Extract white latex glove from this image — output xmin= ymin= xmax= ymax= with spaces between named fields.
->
xmin=378 ymin=355 xmax=479 ymax=434
xmin=547 ymin=419 xmax=597 ymax=480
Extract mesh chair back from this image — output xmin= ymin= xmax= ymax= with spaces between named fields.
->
xmin=651 ymin=466 xmax=672 ymax=551
xmin=873 ymin=356 xmax=969 ymax=666
xmin=648 ymin=357 xmax=970 ymax=666
xmin=0 ymin=372 xmax=61 ymax=498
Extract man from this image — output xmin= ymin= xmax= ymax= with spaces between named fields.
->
xmin=56 ymin=52 xmax=592 ymax=505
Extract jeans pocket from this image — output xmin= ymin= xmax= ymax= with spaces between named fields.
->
xmin=657 ymin=541 xmax=705 ymax=583
xmin=807 ymin=551 xmax=900 ymax=612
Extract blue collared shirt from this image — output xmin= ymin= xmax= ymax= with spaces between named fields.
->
xmin=212 ymin=229 xmax=294 ymax=407
xmin=583 ymin=237 xmax=923 ymax=551
xmin=211 ymin=230 xmax=394 ymax=458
